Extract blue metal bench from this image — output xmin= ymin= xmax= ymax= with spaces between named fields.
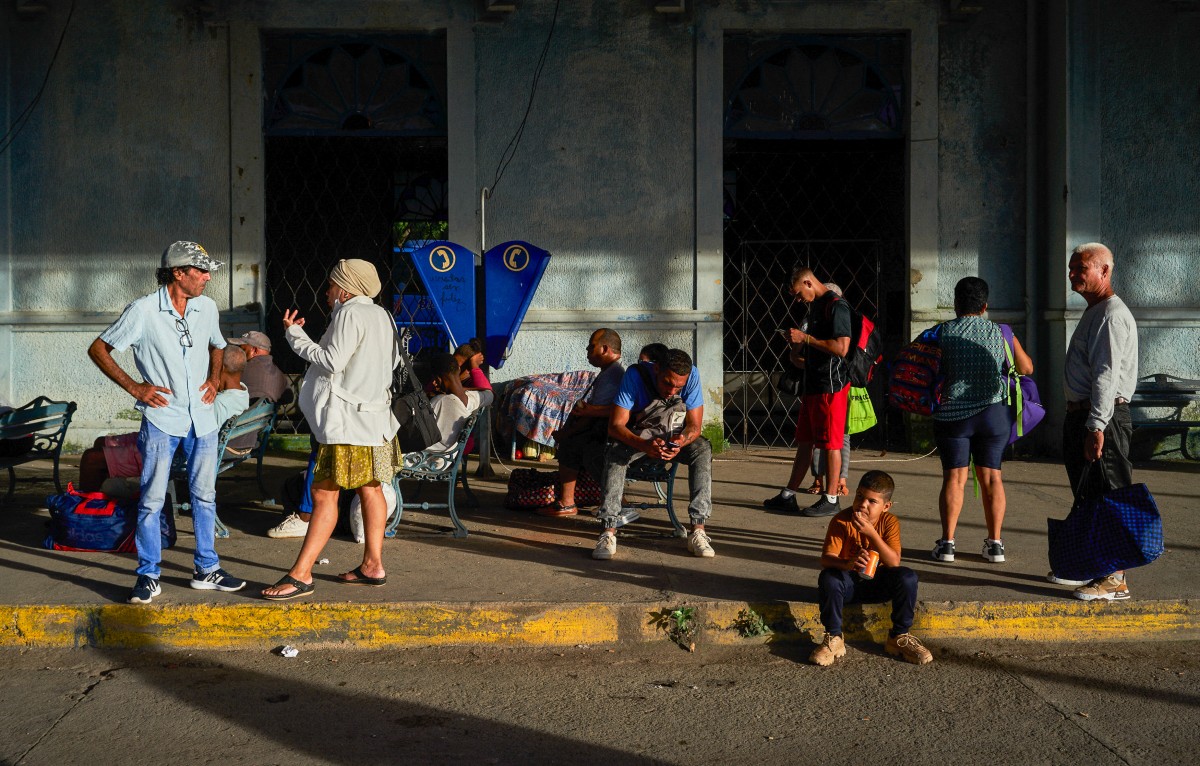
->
xmin=621 ymin=458 xmax=685 ymax=537
xmin=0 ymin=396 xmax=77 ymax=505
xmin=386 ymin=410 xmax=481 ymax=539
xmin=1130 ymin=374 xmax=1200 ymax=460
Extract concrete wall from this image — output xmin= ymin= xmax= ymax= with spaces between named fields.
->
xmin=1 ymin=2 xmax=238 ymax=445
xmin=938 ymin=1 xmax=1029 ymax=320
xmin=2 ymin=0 xmax=1198 ymax=453
xmin=1094 ymin=0 xmax=1200 ymax=380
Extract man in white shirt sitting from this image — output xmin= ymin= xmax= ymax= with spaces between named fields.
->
xmin=426 ymin=353 xmax=494 ymax=452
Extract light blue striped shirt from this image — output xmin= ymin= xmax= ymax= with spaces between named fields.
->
xmin=99 ymin=287 xmax=226 ymax=437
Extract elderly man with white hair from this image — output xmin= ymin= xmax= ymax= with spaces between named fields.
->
xmin=1053 ymin=242 xmax=1140 ymax=601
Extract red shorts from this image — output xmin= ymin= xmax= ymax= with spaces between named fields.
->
xmin=794 ymin=385 xmax=850 ymax=450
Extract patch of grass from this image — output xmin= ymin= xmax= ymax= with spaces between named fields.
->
xmin=650 ymin=606 xmax=698 ymax=652
xmin=116 ymin=409 xmax=141 ymax=421
xmin=731 ymin=608 xmax=771 ymax=638
xmin=702 ymin=422 xmax=728 ymax=454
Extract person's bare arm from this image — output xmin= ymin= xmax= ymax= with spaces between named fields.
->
xmin=87 ymin=338 xmax=172 ymax=408
xmin=787 ymin=329 xmax=850 ymax=358
xmin=1012 ymin=335 xmax=1034 ymax=375
xmin=572 ymin=401 xmax=614 ymax=419
xmin=199 ymin=346 xmax=223 ymax=405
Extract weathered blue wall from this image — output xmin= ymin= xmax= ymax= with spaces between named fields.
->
xmin=476 ymin=3 xmax=693 ymax=314
xmin=2 ymin=0 xmax=1197 ymax=452
xmin=937 ymin=1 xmax=1029 ymax=316
xmin=1095 ymin=0 xmax=1200 ymax=380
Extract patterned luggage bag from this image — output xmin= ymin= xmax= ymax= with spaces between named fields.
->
xmin=887 ymin=325 xmax=944 ymax=416
xmin=504 ymin=468 xmax=558 ymax=510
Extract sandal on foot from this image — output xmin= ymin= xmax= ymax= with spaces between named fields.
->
xmin=536 ymin=502 xmax=578 ymax=517
xmin=337 ymin=566 xmax=387 ymax=587
xmin=262 ymin=575 xmax=314 ymax=601
xmin=836 ymin=480 xmax=849 ymax=497
xmin=805 ymin=480 xmax=824 ymax=495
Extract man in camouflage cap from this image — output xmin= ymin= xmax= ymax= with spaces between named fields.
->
xmin=88 ymin=241 xmax=246 ymax=604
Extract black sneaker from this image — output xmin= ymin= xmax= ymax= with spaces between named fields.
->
xmin=982 ymin=539 xmax=1006 ymax=563
xmin=190 ymin=568 xmax=246 ymax=592
xmin=762 ymin=493 xmax=800 ymax=512
xmin=800 ymin=496 xmax=840 ymax=517
xmin=931 ymin=539 xmax=956 ymax=562
xmin=129 ymin=575 xmax=161 ymax=604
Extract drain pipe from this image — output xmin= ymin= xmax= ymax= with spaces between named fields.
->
xmin=1025 ymin=0 xmax=1039 ymax=377
xmin=476 ymin=186 xmax=495 ymax=477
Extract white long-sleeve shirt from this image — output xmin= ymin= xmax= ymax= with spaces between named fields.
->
xmin=288 ymin=296 xmax=401 ymax=446
xmin=1064 ymin=295 xmax=1138 ymax=431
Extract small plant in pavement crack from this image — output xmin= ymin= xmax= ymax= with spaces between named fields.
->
xmin=651 ymin=606 xmax=698 ymax=651
xmin=732 ymin=608 xmax=771 ymax=638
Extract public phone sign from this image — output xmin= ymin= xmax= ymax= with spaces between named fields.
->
xmin=406 ymin=240 xmax=477 ymax=350
xmin=482 ymin=240 xmax=551 ymax=369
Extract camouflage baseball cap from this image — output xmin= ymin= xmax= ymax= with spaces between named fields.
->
xmin=161 ymin=241 xmax=222 ymax=271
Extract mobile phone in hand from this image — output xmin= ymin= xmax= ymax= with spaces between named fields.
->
xmin=665 ymin=440 xmax=680 ymax=449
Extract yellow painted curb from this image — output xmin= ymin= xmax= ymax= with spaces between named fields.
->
xmin=2 ymin=599 xmax=1197 ymax=650
xmin=0 ymin=603 xmax=620 ymax=650
xmin=706 ymin=599 xmax=1200 ymax=644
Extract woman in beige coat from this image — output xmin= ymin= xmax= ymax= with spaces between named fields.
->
xmin=263 ymin=259 xmax=401 ymax=600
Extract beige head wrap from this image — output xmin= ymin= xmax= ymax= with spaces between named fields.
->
xmin=330 ymin=258 xmax=382 ymax=299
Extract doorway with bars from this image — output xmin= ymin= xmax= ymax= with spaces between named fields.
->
xmin=722 ymin=34 xmax=909 ymax=449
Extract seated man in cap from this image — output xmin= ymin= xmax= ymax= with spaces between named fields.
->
xmin=228 ymin=330 xmax=291 ymax=404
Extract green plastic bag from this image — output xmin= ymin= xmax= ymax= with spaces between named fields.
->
xmin=847 ymin=386 xmax=877 ymax=435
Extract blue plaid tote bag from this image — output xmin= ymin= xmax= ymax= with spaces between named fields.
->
xmin=1048 ymin=476 xmax=1165 ymax=583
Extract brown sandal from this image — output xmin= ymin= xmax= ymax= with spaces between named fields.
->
xmin=805 ymin=479 xmax=824 ymax=495
xmin=537 ymin=502 xmax=578 ymax=517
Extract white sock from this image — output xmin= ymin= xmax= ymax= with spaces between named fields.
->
xmin=779 ymin=488 xmax=795 ymax=500
xmin=824 ymin=494 xmax=838 ymax=504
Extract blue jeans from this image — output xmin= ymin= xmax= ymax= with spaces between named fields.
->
xmin=598 ymin=438 xmax=713 ymax=528
xmin=136 ymin=419 xmax=219 ymax=578
xmin=818 ymin=566 xmax=919 ymax=638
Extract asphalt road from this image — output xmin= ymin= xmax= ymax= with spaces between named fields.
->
xmin=2 ymin=639 xmax=1196 ymax=765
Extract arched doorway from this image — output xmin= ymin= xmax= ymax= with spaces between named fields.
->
xmin=262 ymin=34 xmax=449 ymax=432
xmin=722 ymin=34 xmax=908 ymax=448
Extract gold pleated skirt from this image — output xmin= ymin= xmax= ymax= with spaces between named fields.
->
xmin=313 ymin=437 xmax=401 ymax=490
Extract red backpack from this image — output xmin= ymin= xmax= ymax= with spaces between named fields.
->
xmin=828 ymin=297 xmax=883 ymax=387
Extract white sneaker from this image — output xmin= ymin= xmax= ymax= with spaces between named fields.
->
xmin=592 ymin=531 xmax=617 ymax=560
xmin=267 ymin=512 xmax=309 ymax=539
xmin=1046 ymin=571 xmax=1089 ymax=586
xmin=687 ymin=528 xmax=715 ymax=558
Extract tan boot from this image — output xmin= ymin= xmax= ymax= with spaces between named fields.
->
xmin=885 ymin=633 xmax=933 ymax=665
xmin=809 ymin=633 xmax=846 ymax=666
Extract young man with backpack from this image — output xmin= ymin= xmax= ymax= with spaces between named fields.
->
xmin=591 ymin=349 xmax=715 ymax=561
xmin=764 ymin=266 xmax=852 ymax=517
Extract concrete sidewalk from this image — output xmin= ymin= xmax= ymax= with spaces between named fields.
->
xmin=1 ymin=448 xmax=1197 ymax=650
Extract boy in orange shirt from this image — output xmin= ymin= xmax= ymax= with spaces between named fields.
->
xmin=810 ymin=470 xmax=933 ymax=666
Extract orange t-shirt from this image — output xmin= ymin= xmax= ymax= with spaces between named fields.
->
xmin=822 ymin=509 xmax=902 ymax=563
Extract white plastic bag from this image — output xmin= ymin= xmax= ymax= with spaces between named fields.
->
xmin=349 ymin=481 xmax=398 ymax=544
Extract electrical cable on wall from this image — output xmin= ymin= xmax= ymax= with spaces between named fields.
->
xmin=0 ymin=0 xmax=76 ymax=157
xmin=482 ymin=0 xmax=562 ymax=205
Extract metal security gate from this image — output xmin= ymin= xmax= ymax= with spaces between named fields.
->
xmin=262 ymin=34 xmax=448 ymax=434
xmin=723 ymin=33 xmax=908 ymax=448
xmin=724 ymin=238 xmax=882 ymax=447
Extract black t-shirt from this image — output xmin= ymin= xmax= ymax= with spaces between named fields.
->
xmin=801 ymin=293 xmax=852 ymax=394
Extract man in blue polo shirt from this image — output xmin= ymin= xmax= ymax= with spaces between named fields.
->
xmin=592 ymin=348 xmax=715 ymax=561
xmin=88 ymin=241 xmax=246 ymax=604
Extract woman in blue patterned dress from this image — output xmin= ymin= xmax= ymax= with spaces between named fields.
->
xmin=930 ymin=277 xmax=1032 ymax=565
